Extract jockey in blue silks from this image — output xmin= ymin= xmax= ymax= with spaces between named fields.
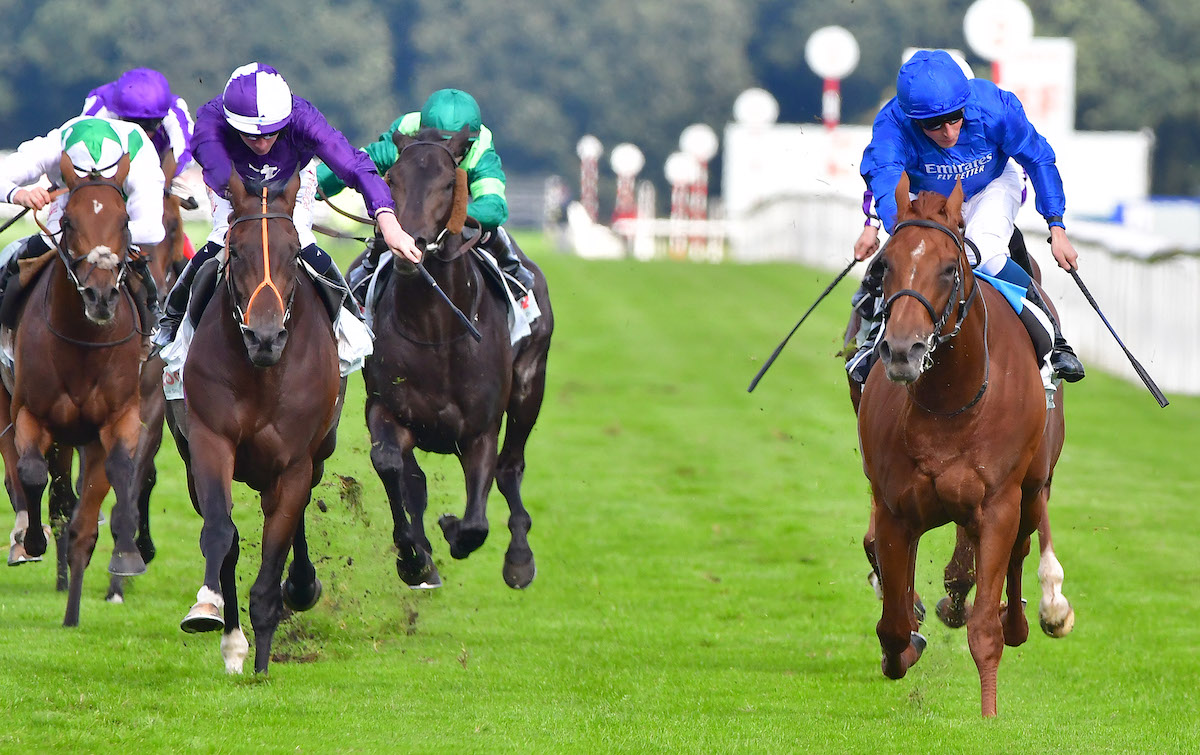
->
xmin=153 ymin=62 xmax=421 ymax=350
xmin=83 ymin=68 xmax=196 ymax=178
xmin=847 ymin=49 xmax=1085 ymax=385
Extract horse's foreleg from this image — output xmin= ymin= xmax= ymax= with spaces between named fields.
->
xmin=873 ymin=503 xmax=926 ymax=680
xmin=13 ymin=409 xmax=53 ymax=559
xmin=967 ymin=491 xmax=1022 ymax=718
xmin=180 ymin=426 xmax=235 ymax=635
xmin=496 ymin=367 xmax=545 ymax=589
xmin=100 ymin=405 xmax=145 ymax=577
xmin=937 ymin=525 xmax=976 ymax=629
xmin=368 ymin=405 xmax=438 ymax=588
xmin=219 ymin=520 xmax=246 ymax=674
xmin=440 ymin=430 xmax=498 ymax=560
xmin=1001 ymin=532 xmax=1031 ymax=647
xmin=1036 ymin=492 xmax=1074 ymax=637
xmin=249 ymin=463 xmax=312 ymax=675
xmin=63 ymin=443 xmax=110 ymax=627
xmin=46 ymin=445 xmax=77 ymax=591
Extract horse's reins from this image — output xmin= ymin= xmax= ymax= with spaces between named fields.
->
xmin=881 ymin=218 xmax=989 ymax=417
xmin=33 ymin=181 xmax=139 ymax=348
xmin=227 ymin=188 xmax=295 ymax=332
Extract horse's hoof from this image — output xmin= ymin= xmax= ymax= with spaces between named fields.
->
xmin=8 ymin=543 xmax=40 ymax=566
xmin=281 ymin=577 xmax=323 ymax=612
xmin=910 ymin=631 xmax=927 ymax=657
xmin=866 ymin=570 xmax=883 ymax=600
xmin=180 ymin=603 xmax=224 ymax=633
xmin=936 ymin=596 xmax=969 ymax=629
xmin=913 ymin=597 xmax=927 ymax=626
xmin=503 ymin=554 xmax=536 ymax=589
xmin=1040 ymin=606 xmax=1075 ymax=638
xmin=439 ymin=515 xmax=488 ymax=559
xmin=108 ymin=550 xmax=147 ymax=577
xmin=397 ymin=555 xmax=441 ymax=589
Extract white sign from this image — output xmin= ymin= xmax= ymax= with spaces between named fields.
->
xmin=999 ymin=37 xmax=1076 ymax=137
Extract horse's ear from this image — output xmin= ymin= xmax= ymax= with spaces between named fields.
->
xmin=393 ymin=131 xmax=416 ymax=152
xmin=447 ymin=125 xmax=471 ymax=163
xmin=945 ymin=178 xmax=964 ymax=228
xmin=894 ymin=173 xmax=912 ymax=220
xmin=58 ymin=152 xmax=79 ymax=190
xmin=112 ymin=154 xmax=131 ymax=188
xmin=228 ymin=172 xmax=247 ymax=204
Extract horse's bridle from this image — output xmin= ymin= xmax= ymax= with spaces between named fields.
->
xmin=37 ymin=179 xmax=132 ymax=297
xmin=225 ymin=188 xmax=297 ymax=335
xmin=879 ymin=217 xmax=990 ymax=416
xmin=394 ymin=139 xmax=482 ymax=257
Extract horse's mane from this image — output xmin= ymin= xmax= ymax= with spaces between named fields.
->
xmin=412 ymin=126 xmax=445 ymax=143
xmin=909 ymin=190 xmax=962 ymax=229
xmin=239 ymin=173 xmax=296 ymax=205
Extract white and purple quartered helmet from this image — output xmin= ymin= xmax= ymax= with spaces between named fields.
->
xmin=222 ymin=63 xmax=293 ymax=135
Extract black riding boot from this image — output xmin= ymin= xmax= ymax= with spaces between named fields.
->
xmin=845 ymin=256 xmax=885 ymax=385
xmin=347 ymin=237 xmax=387 ymax=306
xmin=1025 ymin=283 xmax=1085 ymax=383
xmin=487 ymin=227 xmax=535 ymax=294
xmin=324 ymin=262 xmax=364 ymax=322
xmin=128 ymin=256 xmax=160 ymax=323
xmin=151 ymin=252 xmax=203 ymax=351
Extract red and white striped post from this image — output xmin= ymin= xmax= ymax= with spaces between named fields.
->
xmin=576 ymin=135 xmax=603 ymax=222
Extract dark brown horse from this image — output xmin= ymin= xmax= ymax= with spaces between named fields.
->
xmin=0 ymin=153 xmax=149 ymax=626
xmin=364 ymin=126 xmax=553 ymax=589
xmin=167 ymin=171 xmax=343 ymax=675
xmin=856 ymin=175 xmax=1070 ymax=717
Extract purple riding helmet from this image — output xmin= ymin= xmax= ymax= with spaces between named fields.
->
xmin=110 ymin=68 xmax=173 ymax=120
xmin=222 ymin=63 xmax=294 ymax=135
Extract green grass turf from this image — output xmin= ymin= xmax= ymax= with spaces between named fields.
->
xmin=0 ymin=224 xmax=1197 ymax=752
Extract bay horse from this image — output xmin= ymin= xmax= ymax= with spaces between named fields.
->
xmin=166 ymin=171 xmax=343 ymax=675
xmin=364 ymin=126 xmax=553 ymax=589
xmin=857 ymin=175 xmax=1070 ymax=717
xmin=0 ymin=153 xmax=149 ymax=626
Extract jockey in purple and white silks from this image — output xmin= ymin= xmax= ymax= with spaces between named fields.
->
xmin=153 ymin=62 xmax=421 ymax=351
xmin=845 ymin=49 xmax=1084 ymax=386
xmin=0 ymin=116 xmax=165 ymax=328
xmin=83 ymin=68 xmax=195 ymax=177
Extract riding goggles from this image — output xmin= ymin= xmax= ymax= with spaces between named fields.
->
xmin=915 ymin=109 xmax=964 ymax=131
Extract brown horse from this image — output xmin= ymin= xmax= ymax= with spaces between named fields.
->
xmin=857 ymin=175 xmax=1070 ymax=717
xmin=0 ymin=153 xmax=149 ymax=626
xmin=166 ymin=171 xmax=343 ymax=675
xmin=363 ymin=126 xmax=553 ymax=589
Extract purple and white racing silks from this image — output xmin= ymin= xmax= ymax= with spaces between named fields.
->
xmin=83 ymin=68 xmax=195 ymax=176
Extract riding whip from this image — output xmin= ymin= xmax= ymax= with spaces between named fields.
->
xmin=416 ymin=262 xmax=483 ymax=342
xmin=747 ymin=259 xmax=858 ymax=393
xmin=1067 ymin=269 xmax=1168 ymax=408
xmin=0 ymin=207 xmax=30 ymax=235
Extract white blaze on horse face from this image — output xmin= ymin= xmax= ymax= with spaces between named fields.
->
xmin=907 ymin=239 xmax=927 ymax=280
xmin=86 ymin=246 xmax=120 ymax=270
xmin=92 ymin=199 xmax=104 ymax=214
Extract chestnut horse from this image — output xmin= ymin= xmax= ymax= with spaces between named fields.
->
xmin=166 ymin=171 xmax=343 ymax=675
xmin=364 ymin=126 xmax=553 ymax=589
xmin=0 ymin=154 xmax=149 ymax=626
xmin=857 ymin=176 xmax=1070 ymax=717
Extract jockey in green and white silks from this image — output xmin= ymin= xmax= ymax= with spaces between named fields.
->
xmin=315 ymin=88 xmax=536 ymax=297
xmin=0 ymin=116 xmax=165 ymax=326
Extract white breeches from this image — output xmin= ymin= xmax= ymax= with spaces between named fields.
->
xmin=962 ymin=160 xmax=1024 ymax=276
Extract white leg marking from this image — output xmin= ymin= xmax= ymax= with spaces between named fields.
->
xmin=197 ymin=585 xmax=225 ymax=610
xmin=221 ymin=627 xmax=249 ymax=674
xmin=1038 ymin=545 xmax=1074 ymax=635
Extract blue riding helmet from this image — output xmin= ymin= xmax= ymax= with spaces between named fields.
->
xmin=897 ymin=50 xmax=970 ymax=120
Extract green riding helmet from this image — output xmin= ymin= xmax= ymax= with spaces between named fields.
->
xmin=421 ymin=88 xmax=482 ymax=141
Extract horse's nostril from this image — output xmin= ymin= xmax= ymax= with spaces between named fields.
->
xmin=878 ymin=341 xmax=891 ymax=361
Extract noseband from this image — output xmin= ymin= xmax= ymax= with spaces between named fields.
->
xmin=226 ymin=189 xmax=297 ymax=335
xmin=880 ymin=217 xmax=989 ymax=416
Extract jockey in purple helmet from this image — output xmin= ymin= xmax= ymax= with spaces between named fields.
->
xmin=153 ymin=62 xmax=421 ymax=350
xmin=846 ymin=49 xmax=1084 ymax=386
xmin=83 ymin=68 xmax=195 ymax=178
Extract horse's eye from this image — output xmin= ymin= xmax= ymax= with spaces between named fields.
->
xmin=941 ymin=264 xmax=956 ymax=278
xmin=226 ymin=244 xmax=238 ymax=259
xmin=60 ymin=216 xmax=72 ymax=230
